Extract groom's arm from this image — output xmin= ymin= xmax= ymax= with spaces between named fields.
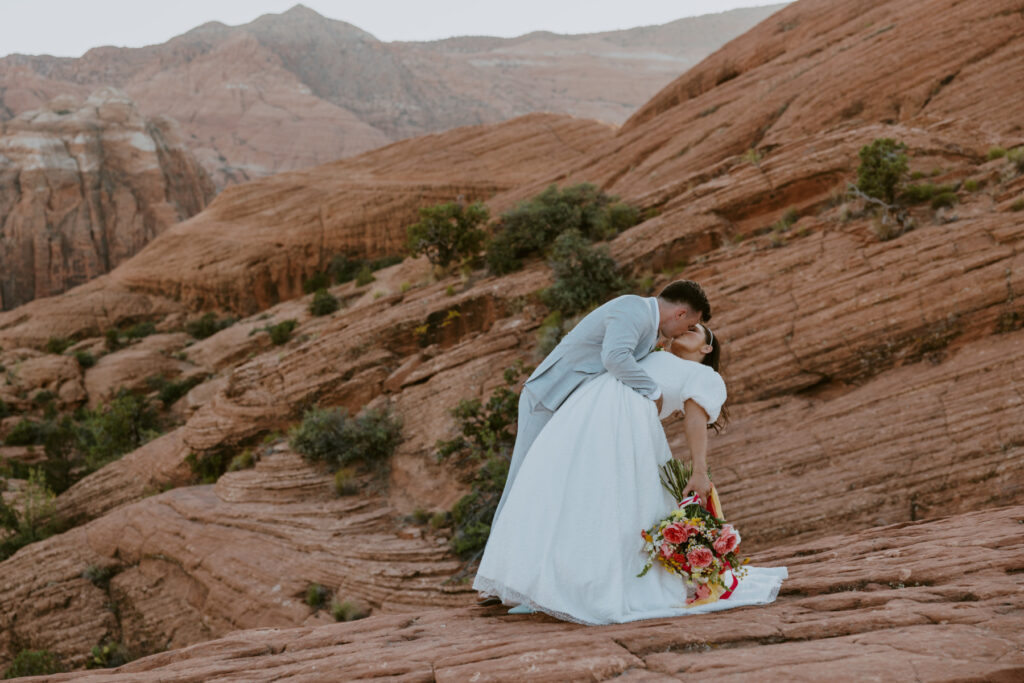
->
xmin=600 ymin=300 xmax=662 ymax=402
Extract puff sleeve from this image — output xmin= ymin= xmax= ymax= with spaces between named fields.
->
xmin=680 ymin=366 xmax=727 ymax=424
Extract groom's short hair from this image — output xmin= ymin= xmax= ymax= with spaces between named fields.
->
xmin=658 ymin=280 xmax=711 ymax=322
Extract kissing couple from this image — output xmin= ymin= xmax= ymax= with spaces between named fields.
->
xmin=473 ymin=280 xmax=787 ymax=624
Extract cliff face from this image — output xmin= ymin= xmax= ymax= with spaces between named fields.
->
xmin=0 ymin=88 xmax=214 ymax=310
xmin=0 ymin=0 xmax=1022 ymax=677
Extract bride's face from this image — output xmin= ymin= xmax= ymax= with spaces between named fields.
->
xmin=668 ymin=324 xmax=712 ymax=359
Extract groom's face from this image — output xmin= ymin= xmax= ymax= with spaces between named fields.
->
xmin=662 ymin=304 xmax=703 ymax=338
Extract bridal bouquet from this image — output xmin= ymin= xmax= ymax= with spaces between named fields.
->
xmin=637 ymin=460 xmax=748 ymax=607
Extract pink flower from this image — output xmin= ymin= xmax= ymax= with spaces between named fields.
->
xmin=662 ymin=523 xmax=687 ymax=544
xmin=713 ymin=525 xmax=740 ymax=555
xmin=660 ymin=542 xmax=675 ymax=559
xmin=686 ymin=546 xmax=714 ymax=568
xmin=688 ymin=583 xmax=712 ymax=604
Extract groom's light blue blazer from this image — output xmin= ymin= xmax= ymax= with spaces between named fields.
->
xmin=525 ymin=294 xmax=661 ymax=411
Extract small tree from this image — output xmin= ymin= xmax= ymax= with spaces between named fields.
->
xmin=406 ymin=201 xmax=489 ymax=270
xmin=857 ymin=138 xmax=908 ymax=203
xmin=542 ymin=231 xmax=628 ymax=316
xmin=309 ymin=289 xmax=340 ymax=316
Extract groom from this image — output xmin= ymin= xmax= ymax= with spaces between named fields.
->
xmin=492 ymin=280 xmax=712 ymax=527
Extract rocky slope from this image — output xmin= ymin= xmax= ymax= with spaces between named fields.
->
xmin=21 ymin=505 xmax=1024 ymax=680
xmin=0 ymin=88 xmax=214 ymax=310
xmin=0 ymin=4 xmax=785 ymax=188
xmin=0 ymin=0 xmax=1022 ymax=677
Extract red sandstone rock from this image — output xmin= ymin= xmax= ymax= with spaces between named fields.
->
xmin=0 ymin=88 xmax=214 ymax=310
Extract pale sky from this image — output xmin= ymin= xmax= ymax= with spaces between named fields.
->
xmin=0 ymin=0 xmax=786 ymax=58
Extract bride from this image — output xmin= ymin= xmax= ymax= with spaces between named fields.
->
xmin=473 ymin=323 xmax=787 ymax=625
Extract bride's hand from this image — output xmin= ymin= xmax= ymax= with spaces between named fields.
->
xmin=683 ymin=470 xmax=712 ymax=503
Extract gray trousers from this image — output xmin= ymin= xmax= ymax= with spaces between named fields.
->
xmin=492 ymin=386 xmax=553 ymax=525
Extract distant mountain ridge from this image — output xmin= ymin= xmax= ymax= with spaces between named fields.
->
xmin=0 ymin=3 xmax=786 ymax=188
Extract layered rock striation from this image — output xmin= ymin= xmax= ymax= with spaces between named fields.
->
xmin=0 ymin=88 xmax=214 ymax=310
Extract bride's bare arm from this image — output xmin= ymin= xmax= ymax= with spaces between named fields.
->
xmin=681 ymin=398 xmax=712 ymax=500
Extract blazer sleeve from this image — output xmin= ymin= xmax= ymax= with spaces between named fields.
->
xmin=600 ymin=298 xmax=661 ymax=400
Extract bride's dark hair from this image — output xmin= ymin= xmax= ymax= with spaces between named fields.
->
xmin=701 ymin=326 xmax=728 ymax=433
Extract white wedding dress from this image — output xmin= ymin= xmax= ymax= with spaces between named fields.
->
xmin=473 ymin=351 xmax=787 ymax=625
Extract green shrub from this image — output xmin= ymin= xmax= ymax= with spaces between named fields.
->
xmin=146 ymin=374 xmax=204 ymax=406
xmin=290 ymin=406 xmax=402 ymax=473
xmin=900 ymin=182 xmax=955 ymax=204
xmin=267 ymin=319 xmax=298 ymax=345
xmin=2 ymin=649 xmax=65 ymax=678
xmin=302 ymin=271 xmax=331 ymax=294
xmin=987 ymin=146 xmax=1006 ymax=160
xmin=330 ymin=598 xmax=370 ymax=622
xmin=74 ymin=350 xmax=96 ymax=368
xmin=354 ymin=265 xmax=375 ymax=287
xmin=185 ymin=312 xmax=236 ymax=340
xmin=86 ymin=641 xmax=132 ymax=669
xmin=44 ymin=337 xmax=72 ymax=354
xmin=485 ymin=183 xmax=639 ymax=275
xmin=76 ymin=391 xmax=161 ymax=473
xmin=329 ymin=254 xmax=403 ymax=284
xmin=32 ymin=390 xmax=56 ymax=407
xmin=306 ymin=582 xmax=331 ymax=608
xmin=856 ymin=138 xmax=908 ymax=203
xmin=227 ymin=449 xmax=255 ymax=472
xmin=963 ymin=179 xmax=979 ymax=192
xmin=333 ymin=467 xmax=359 ymax=495
xmin=410 ymin=507 xmax=430 ymax=525
xmin=82 ymin=564 xmax=117 ymax=590
xmin=437 ymin=364 xmax=526 ymax=559
xmin=105 ymin=328 xmax=123 ymax=351
xmin=541 ymin=230 xmax=628 ymax=316
xmin=406 ymin=201 xmax=489 ymax=270
xmin=309 ymin=289 xmax=340 ymax=316
xmin=4 ymin=418 xmax=41 ymax=446
xmin=0 ymin=469 xmax=60 ymax=562
xmin=429 ymin=511 xmax=449 ymax=529
xmin=931 ymin=192 xmax=958 ymax=210
xmin=1008 ymin=147 xmax=1024 ymax=173
xmin=123 ymin=321 xmax=156 ymax=339
xmin=535 ymin=310 xmax=565 ymax=358
xmin=1010 ymin=198 xmax=1024 ymax=212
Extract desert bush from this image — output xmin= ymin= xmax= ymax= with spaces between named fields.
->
xmin=329 ymin=254 xmax=402 ymax=284
xmin=900 ymin=182 xmax=955 ymax=204
xmin=2 ymin=649 xmax=65 ymax=678
xmin=76 ymin=391 xmax=161 ymax=472
xmin=931 ymin=191 xmax=958 ymax=210
xmin=330 ymin=598 xmax=370 ymax=622
xmin=290 ymin=405 xmax=402 ymax=473
xmin=438 ymin=364 xmax=526 ymax=559
xmin=185 ymin=312 xmax=236 ymax=340
xmin=485 ymin=183 xmax=639 ymax=274
xmin=74 ymin=350 xmax=96 ymax=368
xmin=306 ymin=582 xmax=331 ymax=608
xmin=1011 ymin=199 xmax=1024 ymax=212
xmin=44 ymin=337 xmax=72 ymax=354
xmin=0 ymin=468 xmax=61 ymax=562
xmin=354 ymin=265 xmax=375 ymax=287
xmin=857 ymin=138 xmax=908 ymax=203
xmin=227 ymin=449 xmax=255 ymax=472
xmin=410 ymin=507 xmax=430 ymax=525
xmin=86 ymin=641 xmax=132 ymax=669
xmin=4 ymin=418 xmax=41 ymax=446
xmin=309 ymin=289 xmax=340 ymax=316
xmin=266 ymin=319 xmax=298 ymax=345
xmin=406 ymin=201 xmax=489 ymax=270
xmin=146 ymin=374 xmax=205 ymax=407
xmin=105 ymin=328 xmax=123 ymax=351
xmin=429 ymin=511 xmax=449 ymax=529
xmin=1007 ymin=147 xmax=1024 ymax=173
xmin=963 ymin=179 xmax=979 ymax=192
xmin=333 ymin=467 xmax=359 ymax=495
xmin=185 ymin=449 xmax=232 ymax=484
xmin=32 ymin=390 xmax=56 ymax=407
xmin=302 ymin=271 xmax=331 ymax=294
xmin=541 ymin=230 xmax=628 ymax=316
xmin=987 ymin=146 xmax=1007 ymax=160
xmin=123 ymin=321 xmax=157 ymax=339
xmin=82 ymin=564 xmax=117 ymax=590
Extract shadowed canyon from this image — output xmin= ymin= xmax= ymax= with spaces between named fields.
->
xmin=0 ymin=0 xmax=1022 ymax=680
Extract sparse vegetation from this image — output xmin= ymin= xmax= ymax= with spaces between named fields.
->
xmin=105 ymin=328 xmax=123 ymax=351
xmin=930 ymin=191 xmax=958 ymax=210
xmin=406 ymin=201 xmax=489 ymax=270
xmin=541 ymin=230 xmax=628 ymax=316
xmin=306 ymin=582 xmax=331 ymax=609
xmin=0 ymin=468 xmax=61 ymax=562
xmin=328 ymin=254 xmax=402 ymax=284
xmin=485 ymin=183 xmax=639 ymax=275
xmin=86 ymin=640 xmax=132 ymax=669
xmin=330 ymin=597 xmax=370 ymax=622
xmin=900 ymin=182 xmax=956 ymax=204
xmin=333 ymin=467 xmax=359 ymax=495
xmin=1010 ymin=198 xmax=1024 ymax=212
xmin=44 ymin=337 xmax=72 ymax=354
xmin=227 ymin=449 xmax=256 ymax=472
xmin=290 ymin=405 xmax=402 ymax=474
xmin=123 ymin=321 xmax=157 ymax=339
xmin=2 ymin=649 xmax=65 ymax=678
xmin=856 ymin=138 xmax=908 ymax=203
xmin=302 ymin=271 xmax=331 ymax=294
xmin=185 ymin=449 xmax=232 ymax=484
xmin=82 ymin=564 xmax=117 ymax=590
xmin=963 ymin=179 xmax=979 ymax=192
xmin=309 ymin=289 xmax=340 ymax=316
xmin=74 ymin=350 xmax=96 ymax=369
xmin=185 ymin=312 xmax=236 ymax=340
xmin=987 ymin=146 xmax=1007 ymax=160
xmin=266 ymin=319 xmax=299 ymax=345
xmin=146 ymin=374 xmax=205 ymax=407
xmin=437 ymin=364 xmax=526 ymax=559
